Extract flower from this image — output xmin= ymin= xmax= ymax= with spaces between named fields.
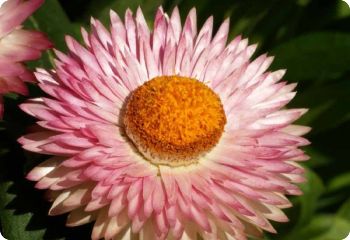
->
xmin=19 ymin=6 xmax=310 ymax=240
xmin=0 ymin=0 xmax=52 ymax=117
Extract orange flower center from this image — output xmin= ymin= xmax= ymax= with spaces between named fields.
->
xmin=123 ymin=76 xmax=226 ymax=166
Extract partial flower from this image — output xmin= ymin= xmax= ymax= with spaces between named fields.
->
xmin=0 ymin=0 xmax=52 ymax=117
xmin=19 ymin=6 xmax=310 ymax=240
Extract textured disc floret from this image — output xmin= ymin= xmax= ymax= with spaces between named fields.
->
xmin=124 ymin=76 xmax=226 ymax=166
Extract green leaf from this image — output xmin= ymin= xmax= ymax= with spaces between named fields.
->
xmin=294 ymin=169 xmax=325 ymax=228
xmin=338 ymin=198 xmax=350 ymax=221
xmin=290 ymin=80 xmax=350 ymax=133
xmin=226 ymin=0 xmax=298 ymax=49
xmin=279 ymin=176 xmax=350 ymax=240
xmin=304 ymin=147 xmax=332 ymax=168
xmin=282 ymin=198 xmax=350 ymax=240
xmin=318 ymin=171 xmax=350 ymax=209
xmin=23 ymin=0 xmax=81 ymax=69
xmin=283 ymin=214 xmax=333 ymax=240
xmin=0 ymin=182 xmax=45 ymax=240
xmin=271 ymin=32 xmax=350 ymax=83
xmin=328 ymin=172 xmax=350 ymax=192
xmin=337 ymin=1 xmax=350 ymax=19
xmin=283 ymin=214 xmax=350 ymax=240
xmin=28 ymin=0 xmax=80 ymax=50
xmin=311 ymin=218 xmax=350 ymax=240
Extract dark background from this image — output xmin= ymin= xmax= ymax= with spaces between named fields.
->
xmin=0 ymin=0 xmax=349 ymax=239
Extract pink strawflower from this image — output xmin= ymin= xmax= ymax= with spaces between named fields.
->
xmin=0 ymin=0 xmax=52 ymax=117
xmin=19 ymin=7 xmax=310 ymax=240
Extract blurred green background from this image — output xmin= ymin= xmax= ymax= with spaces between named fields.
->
xmin=1 ymin=0 xmax=350 ymax=239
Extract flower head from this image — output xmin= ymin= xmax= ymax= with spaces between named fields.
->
xmin=0 ymin=0 xmax=52 ymax=117
xmin=20 ymin=7 xmax=310 ymax=240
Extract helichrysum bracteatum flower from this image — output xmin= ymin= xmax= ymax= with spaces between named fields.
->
xmin=0 ymin=0 xmax=51 ymax=117
xmin=19 ymin=7 xmax=310 ymax=240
